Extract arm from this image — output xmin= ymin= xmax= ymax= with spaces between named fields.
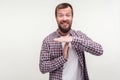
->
xmin=71 ymin=31 xmax=103 ymax=56
xmin=39 ymin=40 xmax=67 ymax=74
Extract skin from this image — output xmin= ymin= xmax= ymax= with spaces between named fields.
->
xmin=54 ymin=6 xmax=73 ymax=60
xmin=56 ymin=6 xmax=73 ymax=36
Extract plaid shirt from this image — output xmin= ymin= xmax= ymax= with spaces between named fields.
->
xmin=39 ymin=29 xmax=103 ymax=80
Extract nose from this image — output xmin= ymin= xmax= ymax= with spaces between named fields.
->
xmin=63 ymin=15 xmax=67 ymax=21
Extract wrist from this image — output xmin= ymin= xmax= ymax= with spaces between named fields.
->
xmin=63 ymin=55 xmax=68 ymax=60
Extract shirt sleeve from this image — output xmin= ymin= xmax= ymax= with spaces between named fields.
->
xmin=71 ymin=31 xmax=103 ymax=56
xmin=39 ymin=40 xmax=67 ymax=74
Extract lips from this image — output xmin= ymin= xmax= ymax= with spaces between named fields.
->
xmin=60 ymin=21 xmax=68 ymax=26
xmin=62 ymin=22 xmax=67 ymax=25
xmin=62 ymin=23 xmax=68 ymax=28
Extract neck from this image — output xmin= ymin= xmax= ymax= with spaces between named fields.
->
xmin=57 ymin=29 xmax=70 ymax=36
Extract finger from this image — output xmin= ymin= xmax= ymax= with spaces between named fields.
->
xmin=53 ymin=37 xmax=64 ymax=42
xmin=64 ymin=42 xmax=69 ymax=48
xmin=53 ymin=38 xmax=61 ymax=42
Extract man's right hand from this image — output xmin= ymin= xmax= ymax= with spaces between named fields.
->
xmin=63 ymin=42 xmax=69 ymax=60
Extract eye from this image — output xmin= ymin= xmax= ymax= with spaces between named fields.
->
xmin=57 ymin=14 xmax=64 ymax=18
xmin=66 ymin=14 xmax=71 ymax=17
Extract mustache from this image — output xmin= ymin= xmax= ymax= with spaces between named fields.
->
xmin=60 ymin=20 xmax=69 ymax=24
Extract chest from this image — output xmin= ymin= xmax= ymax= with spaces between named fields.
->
xmin=49 ymin=42 xmax=63 ymax=59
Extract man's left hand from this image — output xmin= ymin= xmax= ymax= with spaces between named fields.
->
xmin=53 ymin=35 xmax=72 ymax=43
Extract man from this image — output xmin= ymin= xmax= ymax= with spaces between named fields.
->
xmin=39 ymin=3 xmax=103 ymax=80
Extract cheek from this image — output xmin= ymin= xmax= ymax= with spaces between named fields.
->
xmin=69 ymin=17 xmax=73 ymax=21
xmin=69 ymin=19 xmax=73 ymax=23
xmin=56 ymin=18 xmax=61 ymax=23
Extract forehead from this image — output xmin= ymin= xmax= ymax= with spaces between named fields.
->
xmin=57 ymin=7 xmax=72 ymax=14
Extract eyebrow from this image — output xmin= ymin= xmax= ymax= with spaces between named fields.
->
xmin=57 ymin=12 xmax=71 ymax=15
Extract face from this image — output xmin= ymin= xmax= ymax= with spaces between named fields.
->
xmin=56 ymin=7 xmax=73 ymax=33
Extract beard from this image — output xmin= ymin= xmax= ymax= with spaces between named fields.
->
xmin=58 ymin=21 xmax=72 ymax=33
xmin=58 ymin=25 xmax=71 ymax=33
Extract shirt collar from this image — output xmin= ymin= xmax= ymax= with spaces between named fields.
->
xmin=55 ymin=29 xmax=74 ymax=37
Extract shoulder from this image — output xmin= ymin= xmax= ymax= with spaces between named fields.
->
xmin=71 ymin=29 xmax=86 ymax=37
xmin=42 ymin=31 xmax=56 ymax=43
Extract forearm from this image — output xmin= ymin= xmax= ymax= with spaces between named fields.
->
xmin=40 ymin=55 xmax=66 ymax=73
xmin=71 ymin=37 xmax=103 ymax=56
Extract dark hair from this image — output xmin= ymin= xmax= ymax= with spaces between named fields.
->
xmin=55 ymin=3 xmax=73 ymax=17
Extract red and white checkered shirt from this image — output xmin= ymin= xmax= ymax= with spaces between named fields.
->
xmin=39 ymin=29 xmax=103 ymax=80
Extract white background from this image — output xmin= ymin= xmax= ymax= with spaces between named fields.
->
xmin=0 ymin=0 xmax=120 ymax=80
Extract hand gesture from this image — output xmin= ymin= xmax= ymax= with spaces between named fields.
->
xmin=53 ymin=35 xmax=72 ymax=43
xmin=53 ymin=35 xmax=72 ymax=60
xmin=63 ymin=42 xmax=69 ymax=60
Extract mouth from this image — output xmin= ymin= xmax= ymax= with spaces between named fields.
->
xmin=61 ymin=22 xmax=69 ymax=28
xmin=62 ymin=24 xmax=68 ymax=28
xmin=62 ymin=22 xmax=67 ymax=26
